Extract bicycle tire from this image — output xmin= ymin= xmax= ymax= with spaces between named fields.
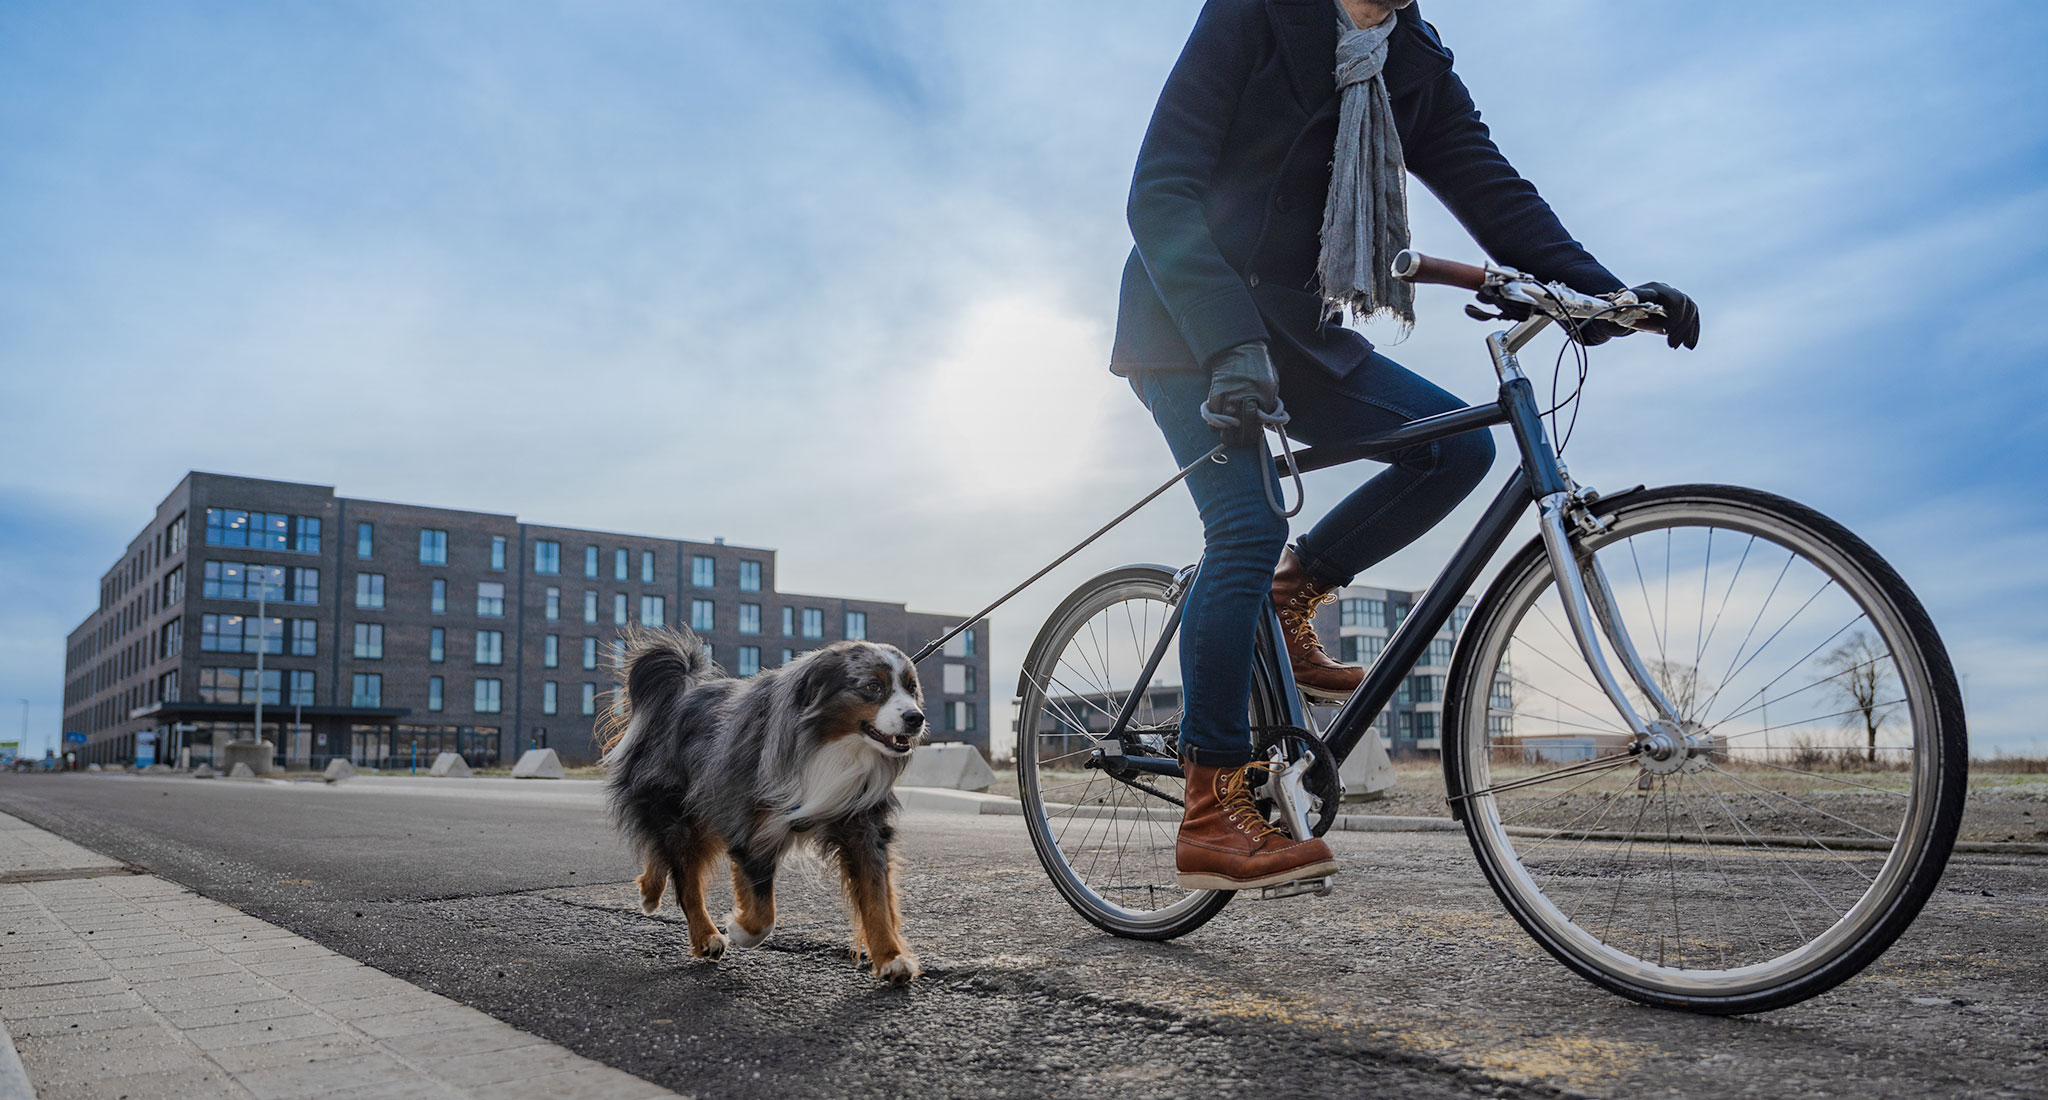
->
xmin=1442 ymin=484 xmax=1966 ymax=1013
xmin=1015 ymin=564 xmax=1289 ymax=940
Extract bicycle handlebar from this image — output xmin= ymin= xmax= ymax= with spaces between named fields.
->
xmin=1391 ymin=249 xmax=1668 ymax=334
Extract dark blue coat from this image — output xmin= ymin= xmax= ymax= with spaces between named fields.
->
xmin=1111 ymin=0 xmax=1622 ymax=377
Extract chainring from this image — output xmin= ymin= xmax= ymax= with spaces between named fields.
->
xmin=1253 ymin=725 xmax=1342 ymax=838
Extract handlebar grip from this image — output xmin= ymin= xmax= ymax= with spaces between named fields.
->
xmin=1391 ymin=250 xmax=1488 ymax=291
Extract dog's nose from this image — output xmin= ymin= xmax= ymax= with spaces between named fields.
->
xmin=902 ymin=710 xmax=925 ymax=732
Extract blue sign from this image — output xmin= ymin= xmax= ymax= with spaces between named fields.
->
xmin=63 ymin=731 xmax=86 ymax=745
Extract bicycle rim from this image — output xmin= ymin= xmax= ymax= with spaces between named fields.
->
xmin=1447 ymin=485 xmax=1964 ymax=1010
xmin=1016 ymin=565 xmax=1281 ymax=939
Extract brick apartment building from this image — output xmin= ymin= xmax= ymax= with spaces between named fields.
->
xmin=62 ymin=473 xmax=990 ymax=770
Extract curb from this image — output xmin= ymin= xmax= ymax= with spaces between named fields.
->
xmin=0 ymin=1015 xmax=31 ymax=1100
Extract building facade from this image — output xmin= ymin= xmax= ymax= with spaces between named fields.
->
xmin=62 ymin=473 xmax=990 ymax=770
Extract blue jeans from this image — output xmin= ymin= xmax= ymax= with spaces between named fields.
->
xmin=1134 ymin=352 xmax=1496 ymax=766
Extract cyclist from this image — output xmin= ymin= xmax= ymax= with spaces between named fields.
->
xmin=1112 ymin=0 xmax=1701 ymax=890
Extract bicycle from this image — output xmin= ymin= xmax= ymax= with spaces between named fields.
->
xmin=1013 ymin=252 xmax=1967 ymax=1015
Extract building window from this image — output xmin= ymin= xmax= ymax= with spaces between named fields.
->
xmin=167 ymin=513 xmax=187 ymax=555
xmin=614 ymin=548 xmax=629 ymax=581
xmin=640 ymin=595 xmax=666 ymax=628
xmin=1404 ymin=674 xmax=1440 ymax=704
xmin=428 ymin=676 xmax=444 ymax=712
xmin=1391 ymin=603 xmax=1408 ymax=631
xmin=584 ymin=545 xmax=599 ymax=578
xmin=781 ymin=648 xmax=795 ymax=666
xmin=542 ymin=681 xmax=558 ymax=716
xmin=944 ymin=627 xmax=975 ymax=658
xmin=581 ymin=683 xmax=596 ymax=716
xmin=943 ymin=663 xmax=970 ymax=695
xmin=781 ymin=607 xmax=794 ymax=637
xmin=640 ymin=551 xmax=655 ymax=584
xmin=355 ymin=573 xmax=385 ymax=609
xmin=582 ymin=591 xmax=598 ymax=624
xmin=544 ymin=635 xmax=559 ymax=668
xmin=357 ymin=522 xmax=373 ymax=559
xmin=475 ymin=630 xmax=504 ymax=666
xmin=737 ymin=646 xmax=760 ymax=676
xmin=582 ymin=637 xmax=597 ymax=670
xmin=1341 ymin=633 xmax=1385 ymax=666
xmin=477 ymin=582 xmax=505 ymax=618
xmin=692 ymin=555 xmax=714 ymax=587
xmin=739 ymin=561 xmax=761 ymax=592
xmin=419 ymin=529 xmax=448 ymax=565
xmin=200 ymin=614 xmax=281 ymax=654
xmin=691 ymin=600 xmax=715 ymax=632
xmin=948 ymin=701 xmax=977 ymax=732
xmin=844 ymin=611 xmax=867 ymax=641
xmin=491 ymin=536 xmax=507 ymax=572
xmin=1426 ymin=638 xmax=1454 ymax=667
xmin=534 ymin=540 xmax=560 ymax=575
xmin=288 ymin=670 xmax=314 ymax=707
xmin=701 ymin=642 xmax=714 ymax=664
xmin=431 ymin=578 xmax=447 ymax=614
xmin=430 ymin=628 xmax=445 ymax=663
xmin=1451 ymin=605 xmax=1470 ymax=636
xmin=1414 ymin=711 xmax=1439 ymax=741
xmin=614 ymin=593 xmax=628 ymax=626
xmin=738 ymin=604 xmax=760 ymax=635
xmin=1340 ymin=598 xmax=1386 ymax=629
xmin=205 ymin=509 xmax=317 ymax=552
xmin=800 ymin=608 xmax=823 ymax=639
xmin=545 ymin=587 xmax=560 ymax=621
xmin=291 ymin=567 xmax=318 ymax=605
xmin=353 ymin=623 xmax=384 ymax=659
xmin=352 ymin=673 xmax=382 ymax=708
xmin=294 ymin=517 xmax=321 ymax=554
xmin=164 ymin=565 xmax=185 ymax=605
xmin=161 ymin=618 xmax=183 ymax=657
xmin=288 ymin=618 xmax=315 ymax=656
xmin=475 ymin=678 xmax=503 ymax=713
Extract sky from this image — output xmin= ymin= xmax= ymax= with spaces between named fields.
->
xmin=2 ymin=1 xmax=2045 ymax=759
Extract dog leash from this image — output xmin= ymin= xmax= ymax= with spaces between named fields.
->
xmin=910 ymin=427 xmax=1304 ymax=665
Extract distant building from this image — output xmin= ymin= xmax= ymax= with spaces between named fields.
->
xmin=1022 ymin=583 xmax=1477 ymax=760
xmin=62 ymin=472 xmax=990 ymax=770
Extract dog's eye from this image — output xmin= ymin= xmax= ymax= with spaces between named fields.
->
xmin=862 ymin=681 xmax=886 ymax=699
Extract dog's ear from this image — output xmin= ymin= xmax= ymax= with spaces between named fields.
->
xmin=792 ymin=650 xmax=842 ymax=710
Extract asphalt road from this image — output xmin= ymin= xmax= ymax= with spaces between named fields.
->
xmin=0 ymin=773 xmax=2040 ymax=1100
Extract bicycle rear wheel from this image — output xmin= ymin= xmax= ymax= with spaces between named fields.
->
xmin=1443 ymin=485 xmax=1966 ymax=1013
xmin=1015 ymin=564 xmax=1287 ymax=940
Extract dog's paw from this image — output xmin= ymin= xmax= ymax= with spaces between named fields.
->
xmin=695 ymin=933 xmax=727 ymax=960
xmin=640 ymin=896 xmax=661 ymax=916
xmin=724 ymin=911 xmax=771 ymax=949
xmin=875 ymin=953 xmax=921 ymax=986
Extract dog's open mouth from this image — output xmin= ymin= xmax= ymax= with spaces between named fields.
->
xmin=860 ymin=720 xmax=915 ymax=754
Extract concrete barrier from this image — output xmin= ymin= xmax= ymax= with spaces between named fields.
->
xmin=144 ymin=763 xmax=174 ymax=775
xmin=512 ymin=748 xmax=564 ymax=779
xmin=86 ymin=763 xmax=102 ymax=772
xmin=895 ymin=744 xmax=995 ymax=791
xmin=220 ymin=740 xmax=275 ymax=777
xmin=229 ymin=762 xmax=256 ymax=779
xmin=323 ymin=759 xmax=357 ymax=783
xmin=192 ymin=764 xmax=219 ymax=779
xmin=429 ymin=752 xmax=472 ymax=778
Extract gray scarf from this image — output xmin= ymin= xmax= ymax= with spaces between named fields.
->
xmin=1317 ymin=7 xmax=1413 ymax=326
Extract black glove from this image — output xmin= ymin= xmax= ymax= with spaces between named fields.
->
xmin=1575 ymin=282 xmax=1701 ymax=350
xmin=1201 ymin=341 xmax=1287 ymax=448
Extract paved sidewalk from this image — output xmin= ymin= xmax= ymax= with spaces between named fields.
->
xmin=0 ymin=812 xmax=678 ymax=1099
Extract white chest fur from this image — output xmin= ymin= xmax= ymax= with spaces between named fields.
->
xmin=786 ymin=735 xmax=898 ymax=825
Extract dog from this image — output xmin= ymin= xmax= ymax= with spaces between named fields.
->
xmin=601 ymin=624 xmax=928 ymax=984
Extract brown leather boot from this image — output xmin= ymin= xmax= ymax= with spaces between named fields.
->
xmin=1272 ymin=547 xmax=1363 ymax=702
xmin=1176 ymin=760 xmax=1339 ymax=890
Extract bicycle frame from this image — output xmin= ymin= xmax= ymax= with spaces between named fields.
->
xmin=1102 ymin=314 xmax=1680 ymax=792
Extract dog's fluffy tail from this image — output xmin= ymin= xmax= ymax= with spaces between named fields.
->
xmin=597 ymin=624 xmax=722 ymax=760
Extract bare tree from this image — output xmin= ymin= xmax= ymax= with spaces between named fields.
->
xmin=1822 ymin=630 xmax=1897 ymax=764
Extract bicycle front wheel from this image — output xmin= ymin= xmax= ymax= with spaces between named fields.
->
xmin=1015 ymin=564 xmax=1287 ymax=940
xmin=1443 ymin=485 xmax=1966 ymax=1013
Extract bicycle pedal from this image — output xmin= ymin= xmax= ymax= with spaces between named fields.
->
xmin=1257 ymin=875 xmax=1334 ymax=901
